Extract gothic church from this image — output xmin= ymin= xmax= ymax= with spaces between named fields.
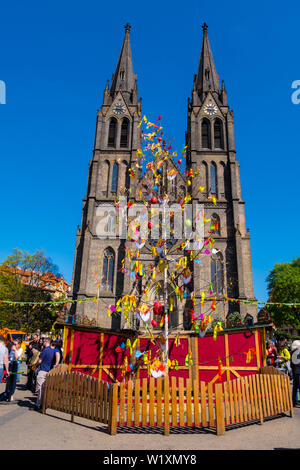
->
xmin=70 ymin=23 xmax=257 ymax=330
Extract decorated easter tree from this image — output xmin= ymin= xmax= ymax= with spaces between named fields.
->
xmin=101 ymin=116 xmax=219 ymax=378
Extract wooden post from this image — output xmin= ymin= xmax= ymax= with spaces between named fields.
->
xmin=254 ymin=330 xmax=261 ymax=370
xmin=108 ymin=383 xmax=118 ymax=435
xmin=191 ymin=336 xmax=199 ymax=384
xmin=68 ymin=329 xmax=75 ymax=372
xmin=98 ymin=333 xmax=104 ymax=381
xmin=215 ymin=383 xmax=225 ymax=436
xmin=164 ymin=375 xmax=170 ymax=436
xmin=224 ymin=334 xmax=230 ymax=382
xmin=261 ymin=327 xmax=267 ymax=367
xmin=62 ymin=326 xmax=69 ymax=363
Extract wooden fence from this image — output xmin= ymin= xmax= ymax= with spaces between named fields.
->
xmin=42 ymin=369 xmax=293 ymax=436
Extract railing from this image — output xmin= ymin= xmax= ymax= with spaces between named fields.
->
xmin=42 ymin=369 xmax=293 ymax=436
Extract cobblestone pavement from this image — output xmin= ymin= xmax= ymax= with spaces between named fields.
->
xmin=0 ymin=364 xmax=299 ymax=451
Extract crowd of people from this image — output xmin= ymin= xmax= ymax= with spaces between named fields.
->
xmin=0 ymin=333 xmax=63 ymax=409
xmin=266 ymin=337 xmax=300 ymax=408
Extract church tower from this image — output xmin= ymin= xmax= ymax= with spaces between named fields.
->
xmin=71 ymin=24 xmax=142 ymax=328
xmin=186 ymin=23 xmax=256 ymax=319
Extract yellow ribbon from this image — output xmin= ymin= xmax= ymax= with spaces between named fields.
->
xmin=213 ymin=322 xmax=224 ymax=341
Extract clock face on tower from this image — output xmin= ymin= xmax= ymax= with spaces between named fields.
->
xmin=113 ymin=101 xmax=126 ymax=115
xmin=204 ymin=103 xmax=217 ymax=116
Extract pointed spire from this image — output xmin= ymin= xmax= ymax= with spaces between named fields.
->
xmin=196 ymin=23 xmax=220 ymax=95
xmin=110 ymin=23 xmax=136 ymax=101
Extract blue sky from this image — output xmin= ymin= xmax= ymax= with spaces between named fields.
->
xmin=0 ymin=0 xmax=299 ymax=303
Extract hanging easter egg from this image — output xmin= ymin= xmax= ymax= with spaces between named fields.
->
xmin=199 ymin=328 xmax=207 ymax=337
xmin=136 ymin=269 xmax=144 ymax=279
xmin=153 ymin=185 xmax=158 ymax=191
xmin=148 ymin=221 xmax=153 ymax=229
xmin=151 ymin=196 xmax=158 ymax=204
xmin=178 ymin=158 xmax=182 ymax=164
xmin=182 ymin=267 xmax=192 ymax=284
xmin=185 ymin=219 xmax=192 ymax=227
xmin=167 ymin=169 xmax=177 ymax=181
xmin=137 ymin=303 xmax=151 ymax=323
xmin=157 ymin=168 xmax=163 ymax=174
xmin=156 ymin=243 xmax=164 ymax=254
xmin=153 ymin=301 xmax=163 ymax=316
xmin=151 ymin=319 xmax=157 ymax=327
xmin=136 ymin=239 xmax=146 ymax=249
xmin=150 ymin=359 xmax=165 ymax=378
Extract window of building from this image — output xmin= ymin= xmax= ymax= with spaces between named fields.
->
xmin=210 ymin=213 xmax=220 ymax=235
xmin=101 ymin=248 xmax=115 ymax=291
xmin=214 ymin=118 xmax=223 ymax=149
xmin=202 ymin=118 xmax=211 ymax=149
xmin=108 ymin=118 xmax=117 ymax=147
xmin=211 ymin=252 xmax=223 ymax=294
xmin=210 ymin=162 xmax=217 ymax=195
xmin=120 ymin=68 xmax=125 ymax=80
xmin=120 ymin=118 xmax=129 ymax=148
xmin=111 ymin=162 xmax=119 ymax=193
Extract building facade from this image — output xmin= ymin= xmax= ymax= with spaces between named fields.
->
xmin=70 ymin=23 xmax=257 ymax=330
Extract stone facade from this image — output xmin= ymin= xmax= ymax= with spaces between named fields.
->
xmin=70 ymin=23 xmax=257 ymax=330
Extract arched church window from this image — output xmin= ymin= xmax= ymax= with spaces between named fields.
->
xmin=103 ymin=160 xmax=110 ymax=195
xmin=214 ymin=118 xmax=224 ymax=149
xmin=211 ymin=252 xmax=223 ymax=294
xmin=210 ymin=213 xmax=220 ymax=235
xmin=201 ymin=118 xmax=211 ymax=149
xmin=108 ymin=118 xmax=117 ymax=148
xmin=111 ymin=162 xmax=119 ymax=193
xmin=101 ymin=248 xmax=115 ymax=291
xmin=120 ymin=67 xmax=125 ymax=80
xmin=120 ymin=118 xmax=130 ymax=148
xmin=210 ymin=162 xmax=217 ymax=195
xmin=201 ymin=161 xmax=209 ymax=194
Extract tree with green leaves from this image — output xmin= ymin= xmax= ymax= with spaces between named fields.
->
xmin=266 ymin=258 xmax=300 ymax=330
xmin=0 ymin=249 xmax=65 ymax=332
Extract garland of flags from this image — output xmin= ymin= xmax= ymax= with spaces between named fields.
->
xmin=0 ymin=296 xmax=299 ymax=309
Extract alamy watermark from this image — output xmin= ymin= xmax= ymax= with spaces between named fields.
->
xmin=0 ymin=80 xmax=6 ymax=104
xmin=291 ymin=80 xmax=300 ymax=104
xmin=95 ymin=198 xmax=205 ymax=251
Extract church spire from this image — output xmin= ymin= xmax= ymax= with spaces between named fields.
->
xmin=110 ymin=23 xmax=136 ymax=102
xmin=195 ymin=23 xmax=220 ymax=96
